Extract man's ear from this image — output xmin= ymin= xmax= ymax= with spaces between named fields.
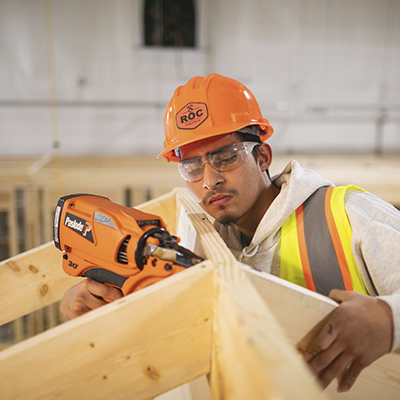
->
xmin=258 ymin=142 xmax=273 ymax=171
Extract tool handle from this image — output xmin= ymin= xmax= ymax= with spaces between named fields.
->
xmin=83 ymin=268 xmax=128 ymax=289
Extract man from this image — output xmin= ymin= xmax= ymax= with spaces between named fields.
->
xmin=61 ymin=73 xmax=400 ymax=393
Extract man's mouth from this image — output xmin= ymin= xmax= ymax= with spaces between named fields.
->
xmin=208 ymin=194 xmax=231 ymax=207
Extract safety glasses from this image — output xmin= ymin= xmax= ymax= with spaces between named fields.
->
xmin=178 ymin=142 xmax=259 ymax=182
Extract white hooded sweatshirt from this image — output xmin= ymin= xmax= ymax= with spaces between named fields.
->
xmin=214 ymin=160 xmax=400 ymax=351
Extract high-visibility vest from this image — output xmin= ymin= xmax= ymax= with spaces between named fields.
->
xmin=280 ymin=185 xmax=368 ymax=296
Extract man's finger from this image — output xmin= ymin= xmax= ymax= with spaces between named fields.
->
xmin=82 ymin=290 xmax=109 ymax=310
xmin=86 ymin=279 xmax=124 ymax=301
xmin=329 ymin=288 xmax=353 ymax=304
xmin=60 ymin=279 xmax=123 ymax=320
xmin=339 ymin=362 xmax=364 ymax=392
xmin=305 ymin=320 xmax=338 ymax=363
xmin=308 ymin=339 xmax=346 ymax=376
xmin=317 ymin=352 xmax=353 ymax=390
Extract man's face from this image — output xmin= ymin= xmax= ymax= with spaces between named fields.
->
xmin=179 ymin=133 xmax=269 ymax=226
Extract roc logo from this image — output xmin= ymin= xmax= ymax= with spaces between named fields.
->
xmin=64 ymin=212 xmax=94 ymax=243
xmin=176 ymin=103 xmax=208 ymax=130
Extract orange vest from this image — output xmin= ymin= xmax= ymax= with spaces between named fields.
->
xmin=280 ymin=185 xmax=368 ymax=296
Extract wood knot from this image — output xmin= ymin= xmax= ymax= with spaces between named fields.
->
xmin=40 ymin=284 xmax=49 ymax=297
xmin=144 ymin=366 xmax=161 ymax=381
xmin=6 ymin=261 xmax=20 ymax=272
xmin=29 ymin=265 xmax=39 ymax=273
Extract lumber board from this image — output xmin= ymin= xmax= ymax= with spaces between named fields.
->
xmin=7 ymin=189 xmax=19 ymax=257
xmin=244 ymin=267 xmax=400 ymax=400
xmin=0 ymin=189 xmax=18 ymax=257
xmin=155 ymin=376 xmax=212 ymax=400
xmin=174 ymin=187 xmax=400 ymax=400
xmin=210 ymin=275 xmax=325 ymax=400
xmin=0 ymin=241 xmax=81 ymax=326
xmin=0 ymin=262 xmax=214 ymax=400
xmin=174 ymin=187 xmax=325 ymax=399
xmin=136 ymin=190 xmax=178 ymax=236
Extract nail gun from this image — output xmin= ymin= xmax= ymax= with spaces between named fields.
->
xmin=53 ymin=194 xmax=204 ymax=295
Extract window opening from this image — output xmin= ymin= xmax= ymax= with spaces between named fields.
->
xmin=144 ymin=0 xmax=196 ymax=48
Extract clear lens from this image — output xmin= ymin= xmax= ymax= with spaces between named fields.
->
xmin=178 ymin=142 xmax=259 ymax=182
xmin=178 ymin=159 xmax=203 ymax=181
xmin=210 ymin=144 xmax=244 ymax=170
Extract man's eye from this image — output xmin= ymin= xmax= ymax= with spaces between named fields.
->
xmin=187 ymin=167 xmax=201 ymax=176
xmin=216 ymin=152 xmax=238 ymax=165
xmin=185 ymin=163 xmax=202 ymax=175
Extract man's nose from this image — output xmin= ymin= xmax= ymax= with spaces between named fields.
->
xmin=202 ymin=162 xmax=224 ymax=189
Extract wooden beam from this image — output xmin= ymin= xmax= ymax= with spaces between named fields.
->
xmin=245 ymin=268 xmax=400 ymax=399
xmin=210 ymin=276 xmax=325 ymax=399
xmin=0 ymin=242 xmax=80 ymax=326
xmin=174 ymin=188 xmax=325 ymax=399
xmin=174 ymin=187 xmax=400 ymax=399
xmin=7 ymin=189 xmax=19 ymax=257
xmin=0 ymin=262 xmax=214 ymax=400
xmin=136 ymin=190 xmax=177 ymax=236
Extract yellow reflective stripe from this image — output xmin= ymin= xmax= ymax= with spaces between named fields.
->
xmin=280 ymin=210 xmax=307 ymax=289
xmin=330 ymin=185 xmax=368 ymax=294
xmin=324 ymin=188 xmax=354 ymax=291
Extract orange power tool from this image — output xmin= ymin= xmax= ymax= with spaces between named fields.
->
xmin=53 ymin=194 xmax=204 ymax=295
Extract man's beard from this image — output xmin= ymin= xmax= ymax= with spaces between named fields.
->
xmin=215 ymin=208 xmax=241 ymax=226
xmin=201 ymin=188 xmax=242 ymax=225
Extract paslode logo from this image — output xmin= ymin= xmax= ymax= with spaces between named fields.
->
xmin=65 ymin=215 xmax=84 ymax=231
xmin=64 ymin=212 xmax=94 ymax=243
xmin=176 ymin=103 xmax=208 ymax=130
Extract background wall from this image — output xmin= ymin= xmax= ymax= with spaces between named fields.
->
xmin=1 ymin=0 xmax=399 ymax=157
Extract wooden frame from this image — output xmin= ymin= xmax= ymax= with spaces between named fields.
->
xmin=0 ymin=187 xmax=399 ymax=399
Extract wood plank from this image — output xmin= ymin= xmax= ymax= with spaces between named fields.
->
xmin=0 ymin=242 xmax=80 ymax=326
xmin=24 ymin=185 xmax=39 ymax=249
xmin=211 ymin=275 xmax=325 ymax=399
xmin=0 ymin=262 xmax=214 ymax=400
xmin=0 ymin=191 xmax=11 ymax=209
xmin=245 ymin=267 xmax=400 ymax=400
xmin=175 ymin=187 xmax=400 ymax=399
xmin=155 ymin=376 xmax=212 ymax=400
xmin=42 ymin=187 xmax=54 ymax=243
xmin=174 ymin=187 xmax=325 ymax=399
xmin=136 ymin=190 xmax=177 ymax=236
xmin=7 ymin=189 xmax=19 ymax=257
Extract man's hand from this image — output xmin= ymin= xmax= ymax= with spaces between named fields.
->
xmin=305 ymin=289 xmax=394 ymax=392
xmin=60 ymin=279 xmax=123 ymax=320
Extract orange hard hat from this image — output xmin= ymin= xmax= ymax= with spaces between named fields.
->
xmin=157 ymin=73 xmax=274 ymax=162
